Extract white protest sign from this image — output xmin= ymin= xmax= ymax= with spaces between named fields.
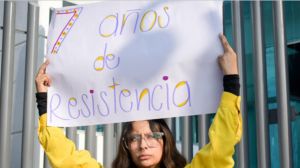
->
xmin=46 ymin=1 xmax=224 ymax=127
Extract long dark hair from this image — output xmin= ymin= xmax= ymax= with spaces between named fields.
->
xmin=112 ymin=119 xmax=187 ymax=168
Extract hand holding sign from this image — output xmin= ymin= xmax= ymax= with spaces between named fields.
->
xmin=218 ymin=34 xmax=238 ymax=75
xmin=35 ymin=60 xmax=51 ymax=93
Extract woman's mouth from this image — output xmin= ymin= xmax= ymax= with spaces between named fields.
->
xmin=138 ymin=154 xmax=151 ymax=160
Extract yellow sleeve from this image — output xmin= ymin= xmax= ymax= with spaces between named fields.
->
xmin=38 ymin=114 xmax=103 ymax=168
xmin=185 ymin=92 xmax=242 ymax=168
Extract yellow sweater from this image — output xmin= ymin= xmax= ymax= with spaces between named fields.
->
xmin=38 ymin=92 xmax=242 ymax=168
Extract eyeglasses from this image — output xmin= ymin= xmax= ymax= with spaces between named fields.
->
xmin=124 ymin=132 xmax=164 ymax=149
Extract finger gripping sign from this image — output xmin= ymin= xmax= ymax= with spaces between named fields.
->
xmin=46 ymin=1 xmax=224 ymax=127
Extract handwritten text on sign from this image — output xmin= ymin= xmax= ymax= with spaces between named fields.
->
xmin=46 ymin=1 xmax=224 ymax=127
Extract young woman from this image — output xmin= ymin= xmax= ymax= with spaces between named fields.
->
xmin=35 ymin=34 xmax=242 ymax=168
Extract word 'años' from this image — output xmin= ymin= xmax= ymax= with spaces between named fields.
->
xmin=94 ymin=6 xmax=170 ymax=72
xmin=99 ymin=6 xmax=170 ymax=38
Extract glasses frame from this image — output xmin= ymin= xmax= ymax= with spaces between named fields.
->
xmin=123 ymin=132 xmax=165 ymax=150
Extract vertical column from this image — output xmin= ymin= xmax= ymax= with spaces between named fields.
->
xmin=43 ymin=8 xmax=54 ymax=168
xmin=165 ymin=118 xmax=172 ymax=131
xmin=115 ymin=123 xmax=122 ymax=153
xmin=44 ymin=153 xmax=51 ymax=168
xmin=66 ymin=127 xmax=77 ymax=145
xmin=182 ymin=116 xmax=192 ymax=162
xmin=251 ymin=1 xmax=270 ymax=168
xmin=0 ymin=2 xmax=16 ymax=168
xmin=85 ymin=126 xmax=97 ymax=157
xmin=43 ymin=8 xmax=53 ymax=168
xmin=104 ymin=124 xmax=115 ymax=168
xmin=198 ymin=115 xmax=209 ymax=148
xmin=232 ymin=1 xmax=249 ymax=168
xmin=21 ymin=2 xmax=39 ymax=168
xmin=165 ymin=118 xmax=176 ymax=135
xmin=272 ymin=1 xmax=292 ymax=167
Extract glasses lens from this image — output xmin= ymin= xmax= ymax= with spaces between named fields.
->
xmin=126 ymin=132 xmax=164 ymax=149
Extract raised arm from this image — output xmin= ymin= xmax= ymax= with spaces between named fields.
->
xmin=185 ymin=34 xmax=242 ymax=168
xmin=35 ymin=60 xmax=102 ymax=168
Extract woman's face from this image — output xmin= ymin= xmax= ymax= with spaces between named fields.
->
xmin=127 ymin=120 xmax=164 ymax=168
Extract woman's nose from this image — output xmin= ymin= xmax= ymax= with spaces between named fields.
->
xmin=139 ymin=137 xmax=149 ymax=149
